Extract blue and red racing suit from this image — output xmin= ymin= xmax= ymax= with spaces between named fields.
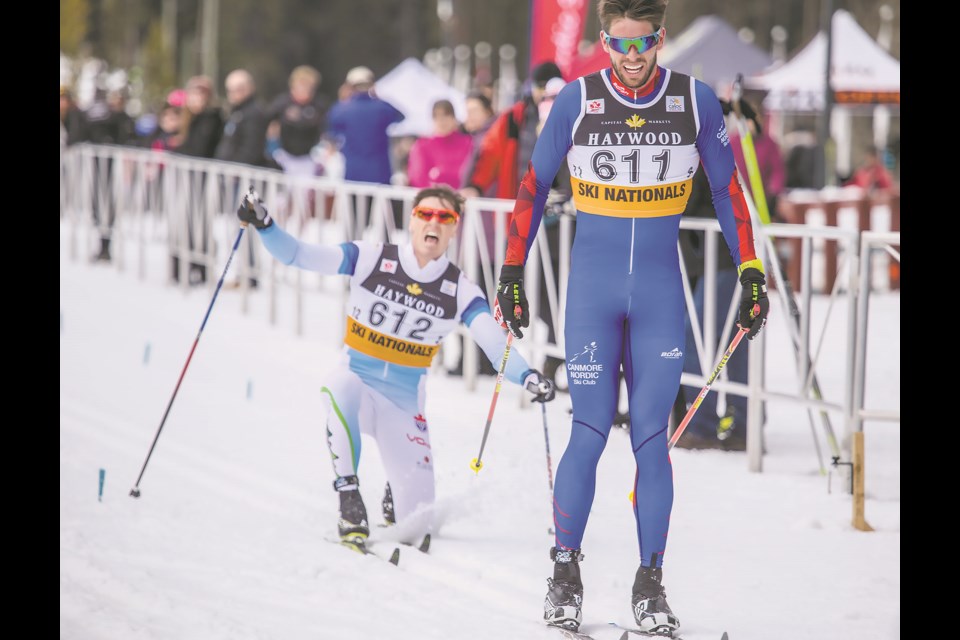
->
xmin=506 ymin=67 xmax=763 ymax=566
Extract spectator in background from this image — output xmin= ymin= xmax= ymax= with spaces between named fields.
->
xmin=845 ymin=145 xmax=894 ymax=194
xmin=460 ymin=92 xmax=497 ymax=195
xmin=84 ymin=87 xmax=135 ymax=262
xmin=727 ymin=100 xmax=785 ymax=220
xmin=456 ymin=62 xmax=567 ymax=381
xmin=265 ymin=65 xmax=330 ymax=224
xmin=783 ymin=125 xmax=818 ymax=190
xmin=216 ymin=69 xmax=269 ymax=288
xmin=406 ymin=99 xmax=473 ymax=189
xmin=147 ymin=92 xmax=188 ymax=265
xmin=326 ymin=66 xmax=404 ymax=185
xmin=150 ymin=90 xmax=187 ymax=152
xmin=179 ymin=76 xmax=223 ymax=159
xmin=461 ymin=61 xmax=564 ymax=200
xmin=60 ymin=86 xmax=85 ymax=147
xmin=266 ymin=65 xmax=329 ymax=176
xmin=326 ymin=66 xmax=405 ymax=237
xmin=214 ymin=69 xmax=269 ymax=167
xmin=176 ymin=77 xmax=224 ymax=285
xmin=462 ymin=91 xmax=496 ymax=141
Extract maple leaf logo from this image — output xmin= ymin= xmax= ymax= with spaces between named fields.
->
xmin=625 ymin=114 xmax=646 ymax=129
xmin=406 ymin=282 xmax=423 ymax=295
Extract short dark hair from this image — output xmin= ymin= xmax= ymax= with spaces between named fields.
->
xmin=413 ymin=185 xmax=464 ymax=215
xmin=597 ymin=0 xmax=668 ymax=32
xmin=532 ymin=61 xmax=563 ymax=87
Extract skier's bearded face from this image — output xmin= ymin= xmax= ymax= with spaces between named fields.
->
xmin=602 ymin=18 xmax=664 ymax=91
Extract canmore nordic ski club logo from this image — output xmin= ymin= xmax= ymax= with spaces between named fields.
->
xmin=660 ymin=347 xmax=682 ymax=359
xmin=568 ymin=341 xmax=603 ymax=386
xmin=570 ymin=341 xmax=598 ymax=362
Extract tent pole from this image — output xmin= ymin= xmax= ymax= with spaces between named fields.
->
xmin=815 ymin=0 xmax=835 ymax=188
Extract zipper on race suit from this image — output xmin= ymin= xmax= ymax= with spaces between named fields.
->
xmin=628 ymin=218 xmax=636 ymax=275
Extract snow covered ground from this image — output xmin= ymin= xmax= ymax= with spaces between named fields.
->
xmin=60 ymin=224 xmax=900 ymax=640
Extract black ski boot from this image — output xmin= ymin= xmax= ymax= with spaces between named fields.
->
xmin=382 ymin=482 xmax=396 ymax=526
xmin=334 ymin=475 xmax=369 ymax=546
xmin=544 ymin=547 xmax=584 ymax=630
xmin=93 ymin=237 xmax=111 ymax=262
xmin=632 ymin=564 xmax=680 ymax=637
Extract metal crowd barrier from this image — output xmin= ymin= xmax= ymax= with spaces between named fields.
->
xmin=60 ymin=143 xmax=900 ymax=474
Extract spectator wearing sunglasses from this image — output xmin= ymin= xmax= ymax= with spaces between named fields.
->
xmin=235 ymin=185 xmax=556 ymax=551
xmin=493 ymin=0 xmax=769 ymax=635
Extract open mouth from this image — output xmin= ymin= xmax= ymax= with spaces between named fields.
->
xmin=424 ymin=232 xmax=440 ymax=245
xmin=622 ymin=63 xmax=644 ymax=77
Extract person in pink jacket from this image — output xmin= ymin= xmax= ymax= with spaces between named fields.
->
xmin=406 ymin=99 xmax=474 ymax=189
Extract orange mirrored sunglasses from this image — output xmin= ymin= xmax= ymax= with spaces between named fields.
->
xmin=412 ymin=206 xmax=460 ymax=225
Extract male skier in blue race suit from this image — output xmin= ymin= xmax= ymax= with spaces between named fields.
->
xmin=494 ymin=0 xmax=769 ymax=635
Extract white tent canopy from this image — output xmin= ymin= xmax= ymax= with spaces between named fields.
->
xmin=747 ymin=10 xmax=900 ymax=112
xmin=374 ymin=57 xmax=467 ymax=138
xmin=658 ymin=15 xmax=773 ymax=93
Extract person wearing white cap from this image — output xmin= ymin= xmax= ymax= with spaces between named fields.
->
xmin=345 ymin=65 xmax=375 ymax=89
xmin=326 ymin=66 xmax=403 ymax=185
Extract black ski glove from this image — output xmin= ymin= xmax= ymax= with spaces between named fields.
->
xmin=496 ymin=264 xmax=529 ymax=339
xmin=523 ymin=370 xmax=556 ymax=403
xmin=738 ymin=267 xmax=769 ymax=339
xmin=237 ymin=189 xmax=273 ymax=230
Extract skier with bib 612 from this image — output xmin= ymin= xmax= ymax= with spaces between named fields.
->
xmin=237 ymin=185 xmax=556 ymax=550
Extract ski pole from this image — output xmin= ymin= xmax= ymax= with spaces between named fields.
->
xmin=130 ymin=223 xmax=248 ymax=498
xmin=731 ymin=74 xmax=772 ymax=225
xmin=729 ymin=75 xmax=841 ymax=465
xmin=537 ymin=401 xmax=555 ymax=493
xmin=469 ymin=329 xmax=516 ymax=474
xmin=537 ymin=400 xmax=556 ymax=535
xmin=669 ymin=327 xmax=749 ymax=450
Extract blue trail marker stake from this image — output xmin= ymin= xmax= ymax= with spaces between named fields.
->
xmin=143 ymin=342 xmax=152 ymax=365
xmin=246 ymin=379 xmax=253 ymax=400
xmin=98 ymin=468 xmax=105 ymax=502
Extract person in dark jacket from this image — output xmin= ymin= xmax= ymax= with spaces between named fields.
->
xmin=265 ymin=66 xmax=329 ymax=225
xmin=174 ymin=76 xmax=224 ymax=285
xmin=84 ymin=87 xmax=135 ymax=261
xmin=60 ymin=86 xmax=86 ymax=147
xmin=179 ymin=76 xmax=223 ymax=159
xmin=266 ymin=65 xmax=328 ymax=172
xmin=215 ymin=69 xmax=269 ymax=287
xmin=214 ymin=69 xmax=268 ymax=167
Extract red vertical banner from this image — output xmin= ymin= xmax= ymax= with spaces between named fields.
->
xmin=529 ymin=0 xmax=589 ymax=79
